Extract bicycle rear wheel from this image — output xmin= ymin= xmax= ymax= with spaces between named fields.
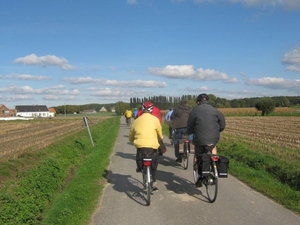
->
xmin=204 ymin=163 xmax=218 ymax=203
xmin=182 ymin=142 xmax=189 ymax=170
xmin=143 ymin=166 xmax=151 ymax=206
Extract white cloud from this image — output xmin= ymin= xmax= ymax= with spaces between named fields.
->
xmin=64 ymin=77 xmax=167 ymax=87
xmin=282 ymin=44 xmax=300 ymax=72
xmin=102 ymin=79 xmax=167 ymax=87
xmin=14 ymin=54 xmax=77 ymax=70
xmin=64 ymin=77 xmax=99 ymax=84
xmin=245 ymin=77 xmax=300 ymax=92
xmin=7 ymin=73 xmax=48 ymax=80
xmin=148 ymin=65 xmax=238 ymax=83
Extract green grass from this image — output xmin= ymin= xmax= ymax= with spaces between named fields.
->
xmin=0 ymin=116 xmax=120 ymax=225
xmin=218 ymin=139 xmax=300 ymax=215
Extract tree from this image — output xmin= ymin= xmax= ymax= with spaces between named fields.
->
xmin=115 ymin=101 xmax=129 ymax=115
xmin=254 ymin=98 xmax=276 ymax=116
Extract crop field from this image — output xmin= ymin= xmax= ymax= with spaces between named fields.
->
xmin=222 ymin=116 xmax=300 ymax=161
xmin=0 ymin=116 xmax=109 ymax=163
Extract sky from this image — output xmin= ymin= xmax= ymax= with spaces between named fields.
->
xmin=1 ymin=0 xmax=300 ymax=109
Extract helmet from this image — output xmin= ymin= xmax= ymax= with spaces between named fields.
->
xmin=142 ymin=101 xmax=154 ymax=113
xmin=196 ymin=93 xmax=209 ymax=102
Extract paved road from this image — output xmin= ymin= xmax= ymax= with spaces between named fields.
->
xmin=90 ymin=118 xmax=300 ymax=225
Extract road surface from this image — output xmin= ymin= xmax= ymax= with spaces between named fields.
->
xmin=90 ymin=118 xmax=300 ymax=225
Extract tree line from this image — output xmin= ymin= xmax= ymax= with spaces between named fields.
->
xmin=54 ymin=95 xmax=300 ymax=115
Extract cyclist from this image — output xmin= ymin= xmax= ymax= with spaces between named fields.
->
xmin=136 ymin=101 xmax=163 ymax=124
xmin=132 ymin=108 xmax=138 ymax=119
xmin=124 ymin=109 xmax=133 ymax=125
xmin=129 ymin=101 xmax=163 ymax=191
xmin=170 ymin=100 xmax=192 ymax=163
xmin=164 ymin=108 xmax=173 ymax=144
xmin=187 ymin=93 xmax=226 ymax=187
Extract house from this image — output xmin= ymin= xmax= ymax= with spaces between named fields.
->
xmin=15 ymin=105 xmax=51 ymax=118
xmin=0 ymin=104 xmax=15 ymax=117
xmin=48 ymin=107 xmax=56 ymax=117
xmin=99 ymin=106 xmax=107 ymax=112
xmin=111 ymin=107 xmax=116 ymax=113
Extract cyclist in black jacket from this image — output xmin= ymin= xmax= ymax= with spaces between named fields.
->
xmin=187 ymin=93 xmax=226 ymax=186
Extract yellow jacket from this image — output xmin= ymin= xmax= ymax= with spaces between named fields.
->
xmin=124 ymin=110 xmax=132 ymax=118
xmin=129 ymin=113 xmax=163 ymax=150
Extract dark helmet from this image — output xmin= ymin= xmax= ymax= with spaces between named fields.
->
xmin=196 ymin=93 xmax=209 ymax=102
xmin=142 ymin=101 xmax=154 ymax=113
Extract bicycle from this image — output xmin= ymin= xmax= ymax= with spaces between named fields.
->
xmin=125 ymin=117 xmax=131 ymax=126
xmin=142 ymin=157 xmax=153 ymax=206
xmin=193 ymin=147 xmax=219 ymax=203
xmin=179 ymin=132 xmax=190 ymax=170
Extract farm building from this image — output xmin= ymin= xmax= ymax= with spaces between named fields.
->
xmin=15 ymin=105 xmax=53 ymax=118
xmin=0 ymin=104 xmax=15 ymax=117
xmin=99 ymin=106 xmax=107 ymax=112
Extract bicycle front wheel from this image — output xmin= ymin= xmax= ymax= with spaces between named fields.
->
xmin=204 ymin=163 xmax=218 ymax=203
xmin=182 ymin=142 xmax=189 ymax=170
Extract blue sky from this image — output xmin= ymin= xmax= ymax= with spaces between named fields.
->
xmin=1 ymin=0 xmax=300 ymax=108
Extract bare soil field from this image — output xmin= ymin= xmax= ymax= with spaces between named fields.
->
xmin=0 ymin=116 xmax=108 ymax=162
xmin=222 ymin=117 xmax=300 ymax=161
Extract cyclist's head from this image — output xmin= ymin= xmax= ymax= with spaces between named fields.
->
xmin=142 ymin=101 xmax=154 ymax=113
xmin=196 ymin=93 xmax=209 ymax=103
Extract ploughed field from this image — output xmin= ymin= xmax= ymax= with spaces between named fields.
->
xmin=0 ymin=116 xmax=107 ymax=162
xmin=223 ymin=117 xmax=300 ymax=160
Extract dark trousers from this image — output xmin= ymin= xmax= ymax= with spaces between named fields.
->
xmin=136 ymin=148 xmax=158 ymax=182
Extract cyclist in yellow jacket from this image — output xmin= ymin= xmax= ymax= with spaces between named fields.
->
xmin=129 ymin=101 xmax=163 ymax=190
xmin=124 ymin=109 xmax=133 ymax=125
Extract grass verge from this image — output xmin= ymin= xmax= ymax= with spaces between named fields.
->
xmin=0 ymin=116 xmax=120 ymax=225
xmin=218 ymin=138 xmax=300 ymax=216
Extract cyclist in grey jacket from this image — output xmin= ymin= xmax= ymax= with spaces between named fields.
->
xmin=187 ymin=93 xmax=225 ymax=187
xmin=187 ymin=93 xmax=225 ymax=154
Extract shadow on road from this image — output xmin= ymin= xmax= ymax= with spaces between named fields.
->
xmin=104 ymin=170 xmax=150 ymax=206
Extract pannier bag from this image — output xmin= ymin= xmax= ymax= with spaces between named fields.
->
xmin=199 ymin=154 xmax=211 ymax=176
xmin=217 ymin=156 xmax=230 ymax=178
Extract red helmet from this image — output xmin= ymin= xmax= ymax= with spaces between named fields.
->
xmin=142 ymin=101 xmax=154 ymax=113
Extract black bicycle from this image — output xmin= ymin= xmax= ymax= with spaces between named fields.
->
xmin=193 ymin=149 xmax=219 ymax=203
xmin=179 ymin=132 xmax=190 ymax=170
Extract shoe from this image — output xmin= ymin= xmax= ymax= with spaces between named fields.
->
xmin=152 ymin=182 xmax=158 ymax=191
xmin=195 ymin=177 xmax=203 ymax=188
xmin=175 ymin=157 xmax=182 ymax=163
xmin=136 ymin=167 xmax=142 ymax=173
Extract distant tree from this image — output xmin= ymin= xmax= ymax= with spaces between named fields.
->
xmin=115 ymin=101 xmax=129 ymax=115
xmin=254 ymin=98 xmax=276 ymax=116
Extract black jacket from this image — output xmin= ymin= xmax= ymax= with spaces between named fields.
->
xmin=187 ymin=101 xmax=225 ymax=145
xmin=170 ymin=104 xmax=191 ymax=129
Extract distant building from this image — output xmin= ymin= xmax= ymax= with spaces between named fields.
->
xmin=0 ymin=104 xmax=15 ymax=117
xmin=111 ymin=107 xmax=116 ymax=112
xmin=99 ymin=106 xmax=107 ymax=112
xmin=48 ymin=107 xmax=56 ymax=117
xmin=15 ymin=105 xmax=51 ymax=118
